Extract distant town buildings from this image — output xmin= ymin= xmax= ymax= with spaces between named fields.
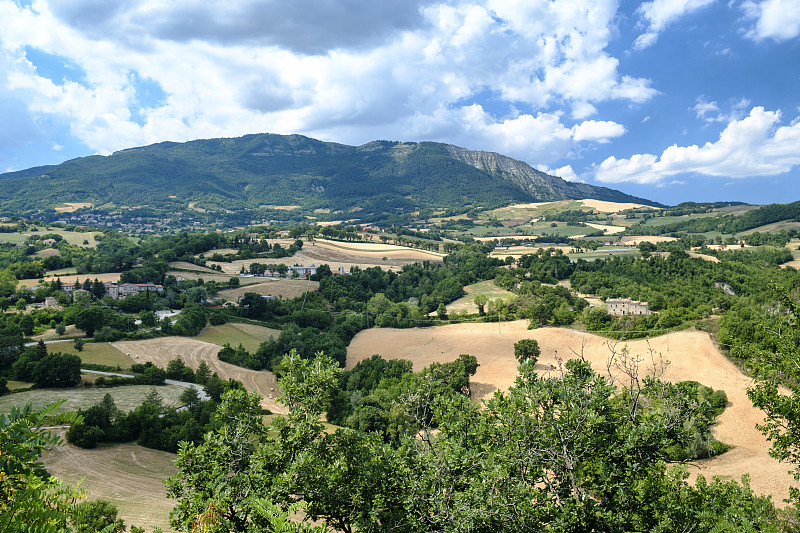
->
xmin=605 ymin=298 xmax=650 ymax=316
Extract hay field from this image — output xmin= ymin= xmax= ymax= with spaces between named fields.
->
xmin=44 ymin=272 xmax=122 ymax=283
xmin=196 ymin=323 xmax=279 ymax=353
xmin=578 ymin=199 xmax=657 ymax=213
xmin=42 ymin=439 xmax=178 ymax=533
xmin=218 ymin=278 xmax=318 ymax=301
xmin=113 ymin=337 xmax=286 ymax=414
xmin=0 ymin=384 xmax=186 ymax=414
xmin=584 ymin=222 xmax=625 ymax=234
xmin=347 ymin=322 xmax=796 ymax=503
xmin=620 ymin=236 xmax=678 ymax=245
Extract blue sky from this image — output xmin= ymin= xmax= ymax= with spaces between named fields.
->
xmin=0 ymin=0 xmax=798 ymax=206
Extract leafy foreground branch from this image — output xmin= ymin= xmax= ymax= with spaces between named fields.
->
xmin=167 ymin=350 xmax=784 ymax=533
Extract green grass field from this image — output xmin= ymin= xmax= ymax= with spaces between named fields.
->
xmin=0 ymin=384 xmax=186 ymax=415
xmin=445 ymin=280 xmax=514 ymax=314
xmin=50 ymin=342 xmax=136 ymax=369
xmin=195 ymin=323 xmax=280 ymax=352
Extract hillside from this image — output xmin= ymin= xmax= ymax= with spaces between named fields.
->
xmin=0 ymin=134 xmax=660 ymax=224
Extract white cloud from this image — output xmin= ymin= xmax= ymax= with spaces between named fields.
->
xmin=693 ymin=96 xmax=750 ymax=123
xmin=595 ymin=107 xmax=800 ymax=183
xmin=0 ymin=0 xmax=658 ymax=171
xmin=571 ymin=120 xmax=626 ymax=143
xmin=537 ymin=164 xmax=581 ymax=182
xmin=634 ymin=0 xmax=716 ymax=49
xmin=743 ymin=0 xmax=800 ymax=41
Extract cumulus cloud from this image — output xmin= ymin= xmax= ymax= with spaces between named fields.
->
xmin=538 ymin=164 xmax=581 ymax=182
xmin=571 ymin=120 xmax=626 ymax=143
xmin=743 ymin=0 xmax=800 ymax=41
xmin=0 ymin=0 xmax=657 ymax=170
xmin=595 ymin=107 xmax=800 ymax=183
xmin=634 ymin=0 xmax=716 ymax=49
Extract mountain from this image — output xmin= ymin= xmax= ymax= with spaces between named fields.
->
xmin=0 ymin=134 xmax=662 ymax=224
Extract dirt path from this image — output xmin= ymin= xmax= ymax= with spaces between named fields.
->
xmin=113 ymin=337 xmax=286 ymax=414
xmin=347 ymin=322 xmax=797 ymax=503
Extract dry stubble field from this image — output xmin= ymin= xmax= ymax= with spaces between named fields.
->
xmin=347 ymin=322 xmax=796 ymax=504
xmin=112 ymin=337 xmax=286 ymax=414
xmin=43 ymin=438 xmax=179 ymax=533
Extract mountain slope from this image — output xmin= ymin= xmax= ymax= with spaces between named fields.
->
xmin=0 ymin=134 xmax=661 ymax=223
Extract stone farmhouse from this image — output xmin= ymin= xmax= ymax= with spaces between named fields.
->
xmin=61 ymin=281 xmax=163 ymax=300
xmin=605 ymin=298 xmax=650 ymax=316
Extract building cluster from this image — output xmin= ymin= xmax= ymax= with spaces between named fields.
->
xmin=61 ymin=281 xmax=164 ymax=300
xmin=605 ymin=298 xmax=650 ymax=316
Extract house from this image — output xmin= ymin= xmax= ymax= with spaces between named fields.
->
xmin=605 ymin=298 xmax=650 ymax=316
xmin=287 ymin=265 xmax=317 ymax=278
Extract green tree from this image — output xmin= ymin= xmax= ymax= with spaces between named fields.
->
xmin=514 ymin=338 xmax=541 ymax=365
xmin=75 ymin=306 xmax=104 ymax=337
xmin=0 ymin=401 xmax=83 ymax=531
xmin=474 ymin=293 xmax=488 ymax=316
xmin=71 ymin=500 xmax=125 ymax=533
xmin=747 ymin=290 xmax=800 ymax=504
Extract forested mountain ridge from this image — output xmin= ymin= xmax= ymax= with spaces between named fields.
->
xmin=0 ymin=134 xmax=660 ymax=223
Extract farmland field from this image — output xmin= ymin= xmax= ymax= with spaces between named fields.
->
xmin=347 ymin=322 xmax=797 ymax=504
xmin=444 ymin=280 xmax=514 ymax=314
xmin=112 ymin=337 xmax=285 ymax=414
xmin=50 ymin=341 xmax=136 ymax=369
xmin=0 ymin=384 xmax=186 ymax=414
xmin=195 ymin=323 xmax=279 ymax=352
xmin=42 ymin=439 xmax=178 ymax=533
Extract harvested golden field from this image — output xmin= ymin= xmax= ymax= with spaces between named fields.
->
xmin=112 ymin=337 xmax=285 ymax=414
xmin=620 ymin=236 xmax=678 ymax=245
xmin=347 ymin=322 xmax=796 ymax=503
xmin=42 ymin=438 xmax=178 ymax=533
xmin=584 ymin=222 xmax=625 ymax=234
xmin=218 ymin=278 xmax=318 ymax=301
xmin=54 ymin=202 xmax=93 ymax=213
xmin=44 ymin=272 xmax=122 ymax=283
xmin=578 ymin=199 xmax=658 ymax=213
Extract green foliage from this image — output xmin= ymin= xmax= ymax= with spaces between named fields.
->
xmin=167 ymin=351 xmax=778 ymax=533
xmin=514 ymin=338 xmax=541 ymax=364
xmin=0 ymin=134 xmax=655 ymax=223
xmin=0 ymin=401 xmax=83 ymax=532
xmin=70 ymin=500 xmax=125 ymax=533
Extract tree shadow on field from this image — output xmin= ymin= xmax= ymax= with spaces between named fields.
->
xmin=470 ymin=382 xmax=496 ymax=401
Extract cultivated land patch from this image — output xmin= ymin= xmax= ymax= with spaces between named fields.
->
xmin=584 ymin=222 xmax=625 ymax=234
xmin=195 ymin=323 xmax=279 ymax=353
xmin=620 ymin=236 xmax=678 ymax=245
xmin=42 ymin=438 xmax=178 ymax=533
xmin=346 ymin=322 xmax=796 ymax=504
xmin=44 ymin=272 xmax=123 ymax=284
xmin=445 ymin=280 xmax=514 ymax=314
xmin=218 ymin=278 xmax=318 ymax=302
xmin=112 ymin=337 xmax=285 ymax=414
xmin=577 ymin=199 xmax=656 ymax=213
xmin=50 ymin=341 xmax=135 ymax=369
xmin=54 ymin=202 xmax=93 ymax=213
xmin=0 ymin=384 xmax=186 ymax=414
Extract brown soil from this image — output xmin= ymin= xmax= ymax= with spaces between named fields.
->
xmin=218 ymin=278 xmax=318 ymax=301
xmin=112 ymin=337 xmax=286 ymax=414
xmin=346 ymin=322 xmax=796 ymax=503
